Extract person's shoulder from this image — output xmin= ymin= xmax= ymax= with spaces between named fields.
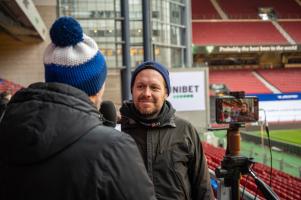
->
xmin=174 ymin=115 xmax=194 ymax=128
xmin=173 ymin=115 xmax=199 ymax=137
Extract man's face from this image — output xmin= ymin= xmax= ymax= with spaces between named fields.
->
xmin=241 ymin=103 xmax=248 ymax=113
xmin=132 ymin=69 xmax=168 ymax=117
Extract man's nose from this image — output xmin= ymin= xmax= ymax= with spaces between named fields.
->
xmin=143 ymin=87 xmax=152 ymax=96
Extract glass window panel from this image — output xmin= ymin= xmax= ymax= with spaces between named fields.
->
xmin=155 ymin=46 xmax=183 ymax=68
xmin=58 ymin=0 xmax=189 ymax=68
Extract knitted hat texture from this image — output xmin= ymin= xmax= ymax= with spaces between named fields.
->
xmin=131 ymin=61 xmax=171 ymax=96
xmin=43 ymin=16 xmax=107 ymax=96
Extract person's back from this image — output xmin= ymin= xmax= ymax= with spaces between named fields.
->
xmin=0 ymin=83 xmax=155 ymax=200
xmin=0 ymin=17 xmax=156 ymax=200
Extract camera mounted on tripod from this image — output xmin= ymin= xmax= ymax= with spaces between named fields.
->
xmin=215 ymin=155 xmax=254 ymax=187
xmin=213 ymin=91 xmax=279 ymax=200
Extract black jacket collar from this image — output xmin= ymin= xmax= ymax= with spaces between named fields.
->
xmin=120 ymin=100 xmax=176 ymax=128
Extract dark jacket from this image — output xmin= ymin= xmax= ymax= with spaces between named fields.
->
xmin=0 ymin=82 xmax=156 ymax=200
xmin=120 ymin=101 xmax=214 ymax=200
xmin=0 ymin=97 xmax=9 ymax=119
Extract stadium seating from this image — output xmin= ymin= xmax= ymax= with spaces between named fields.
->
xmin=0 ymin=78 xmax=23 ymax=94
xmin=192 ymin=22 xmax=288 ymax=45
xmin=203 ymin=142 xmax=301 ymax=200
xmin=279 ymin=21 xmax=301 ymax=43
xmin=256 ymin=68 xmax=301 ymax=93
xmin=191 ymin=0 xmax=220 ymax=19
xmin=209 ymin=69 xmax=272 ymax=94
xmin=218 ymin=0 xmax=301 ymax=19
xmin=193 ymin=0 xmax=301 ymax=197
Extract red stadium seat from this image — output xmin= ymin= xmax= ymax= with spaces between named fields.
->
xmin=218 ymin=0 xmax=301 ymax=19
xmin=192 ymin=22 xmax=288 ymax=46
xmin=191 ymin=0 xmax=220 ymax=19
xmin=203 ymin=142 xmax=301 ymax=200
xmin=209 ymin=69 xmax=272 ymax=94
xmin=256 ymin=68 xmax=301 ymax=93
xmin=279 ymin=21 xmax=301 ymax=43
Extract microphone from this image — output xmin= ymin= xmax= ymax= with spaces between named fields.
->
xmin=99 ymin=100 xmax=117 ymax=128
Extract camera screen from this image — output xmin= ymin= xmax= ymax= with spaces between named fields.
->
xmin=216 ymin=96 xmax=259 ymax=124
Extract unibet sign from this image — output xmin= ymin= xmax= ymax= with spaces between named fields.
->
xmin=168 ymin=71 xmax=205 ymax=111
xmin=172 ymin=85 xmax=199 ymax=99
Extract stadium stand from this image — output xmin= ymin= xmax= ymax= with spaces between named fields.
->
xmin=217 ymin=0 xmax=301 ymax=19
xmin=256 ymin=68 xmax=301 ymax=93
xmin=0 ymin=78 xmax=23 ymax=95
xmin=209 ymin=69 xmax=272 ymax=94
xmin=191 ymin=0 xmax=221 ymax=19
xmin=203 ymin=142 xmax=301 ymax=200
xmin=279 ymin=21 xmax=301 ymax=43
xmin=192 ymin=22 xmax=289 ymax=45
xmin=192 ymin=0 xmax=301 ymax=198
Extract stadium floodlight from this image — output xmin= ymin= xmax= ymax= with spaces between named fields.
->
xmin=258 ymin=7 xmax=277 ymax=21
xmin=259 ymin=13 xmax=269 ymax=21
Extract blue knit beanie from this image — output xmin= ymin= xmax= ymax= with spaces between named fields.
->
xmin=131 ymin=61 xmax=171 ymax=96
xmin=43 ymin=16 xmax=107 ymax=96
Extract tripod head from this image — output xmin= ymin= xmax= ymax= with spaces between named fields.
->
xmin=215 ymin=154 xmax=280 ymax=200
xmin=215 ymin=155 xmax=253 ymax=187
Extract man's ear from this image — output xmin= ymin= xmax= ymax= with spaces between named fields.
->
xmin=164 ymin=90 xmax=168 ymax=99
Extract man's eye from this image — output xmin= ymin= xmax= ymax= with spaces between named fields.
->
xmin=151 ymin=86 xmax=160 ymax=91
xmin=137 ymin=85 xmax=144 ymax=89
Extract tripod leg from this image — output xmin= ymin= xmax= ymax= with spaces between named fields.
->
xmin=231 ymin=179 xmax=240 ymax=200
xmin=217 ymin=178 xmax=231 ymax=200
xmin=227 ymin=124 xmax=241 ymax=200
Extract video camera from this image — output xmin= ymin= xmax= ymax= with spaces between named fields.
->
xmin=215 ymin=95 xmax=259 ymax=124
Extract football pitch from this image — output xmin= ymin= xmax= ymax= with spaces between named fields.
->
xmin=251 ymin=129 xmax=301 ymax=146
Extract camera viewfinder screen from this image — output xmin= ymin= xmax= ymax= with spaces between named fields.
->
xmin=216 ymin=97 xmax=259 ymax=124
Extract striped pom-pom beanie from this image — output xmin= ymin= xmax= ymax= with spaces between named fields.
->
xmin=43 ymin=16 xmax=107 ymax=96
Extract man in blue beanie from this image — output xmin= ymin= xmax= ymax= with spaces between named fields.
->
xmin=120 ymin=60 xmax=214 ymax=200
xmin=0 ymin=16 xmax=156 ymax=200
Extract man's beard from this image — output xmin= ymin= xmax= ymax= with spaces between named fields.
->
xmin=138 ymin=108 xmax=160 ymax=119
xmin=135 ymin=95 xmax=164 ymax=119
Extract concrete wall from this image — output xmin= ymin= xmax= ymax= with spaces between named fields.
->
xmin=0 ymin=3 xmax=122 ymax=106
xmin=0 ymin=4 xmax=56 ymax=87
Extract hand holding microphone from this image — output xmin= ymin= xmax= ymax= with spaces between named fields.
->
xmin=99 ymin=100 xmax=117 ymax=128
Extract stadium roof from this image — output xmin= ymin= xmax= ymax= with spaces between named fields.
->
xmin=0 ymin=0 xmax=47 ymax=42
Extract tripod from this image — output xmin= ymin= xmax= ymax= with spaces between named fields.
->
xmin=215 ymin=123 xmax=279 ymax=200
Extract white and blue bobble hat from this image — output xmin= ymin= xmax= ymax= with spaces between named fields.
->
xmin=43 ymin=16 xmax=107 ymax=96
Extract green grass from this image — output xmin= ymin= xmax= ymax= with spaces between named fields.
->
xmin=251 ymin=129 xmax=301 ymax=146
xmin=239 ymin=141 xmax=301 ymax=177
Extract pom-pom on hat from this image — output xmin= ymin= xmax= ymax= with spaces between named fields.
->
xmin=44 ymin=16 xmax=107 ymax=96
xmin=131 ymin=61 xmax=171 ymax=96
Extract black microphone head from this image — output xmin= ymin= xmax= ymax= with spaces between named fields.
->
xmin=99 ymin=100 xmax=117 ymax=128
